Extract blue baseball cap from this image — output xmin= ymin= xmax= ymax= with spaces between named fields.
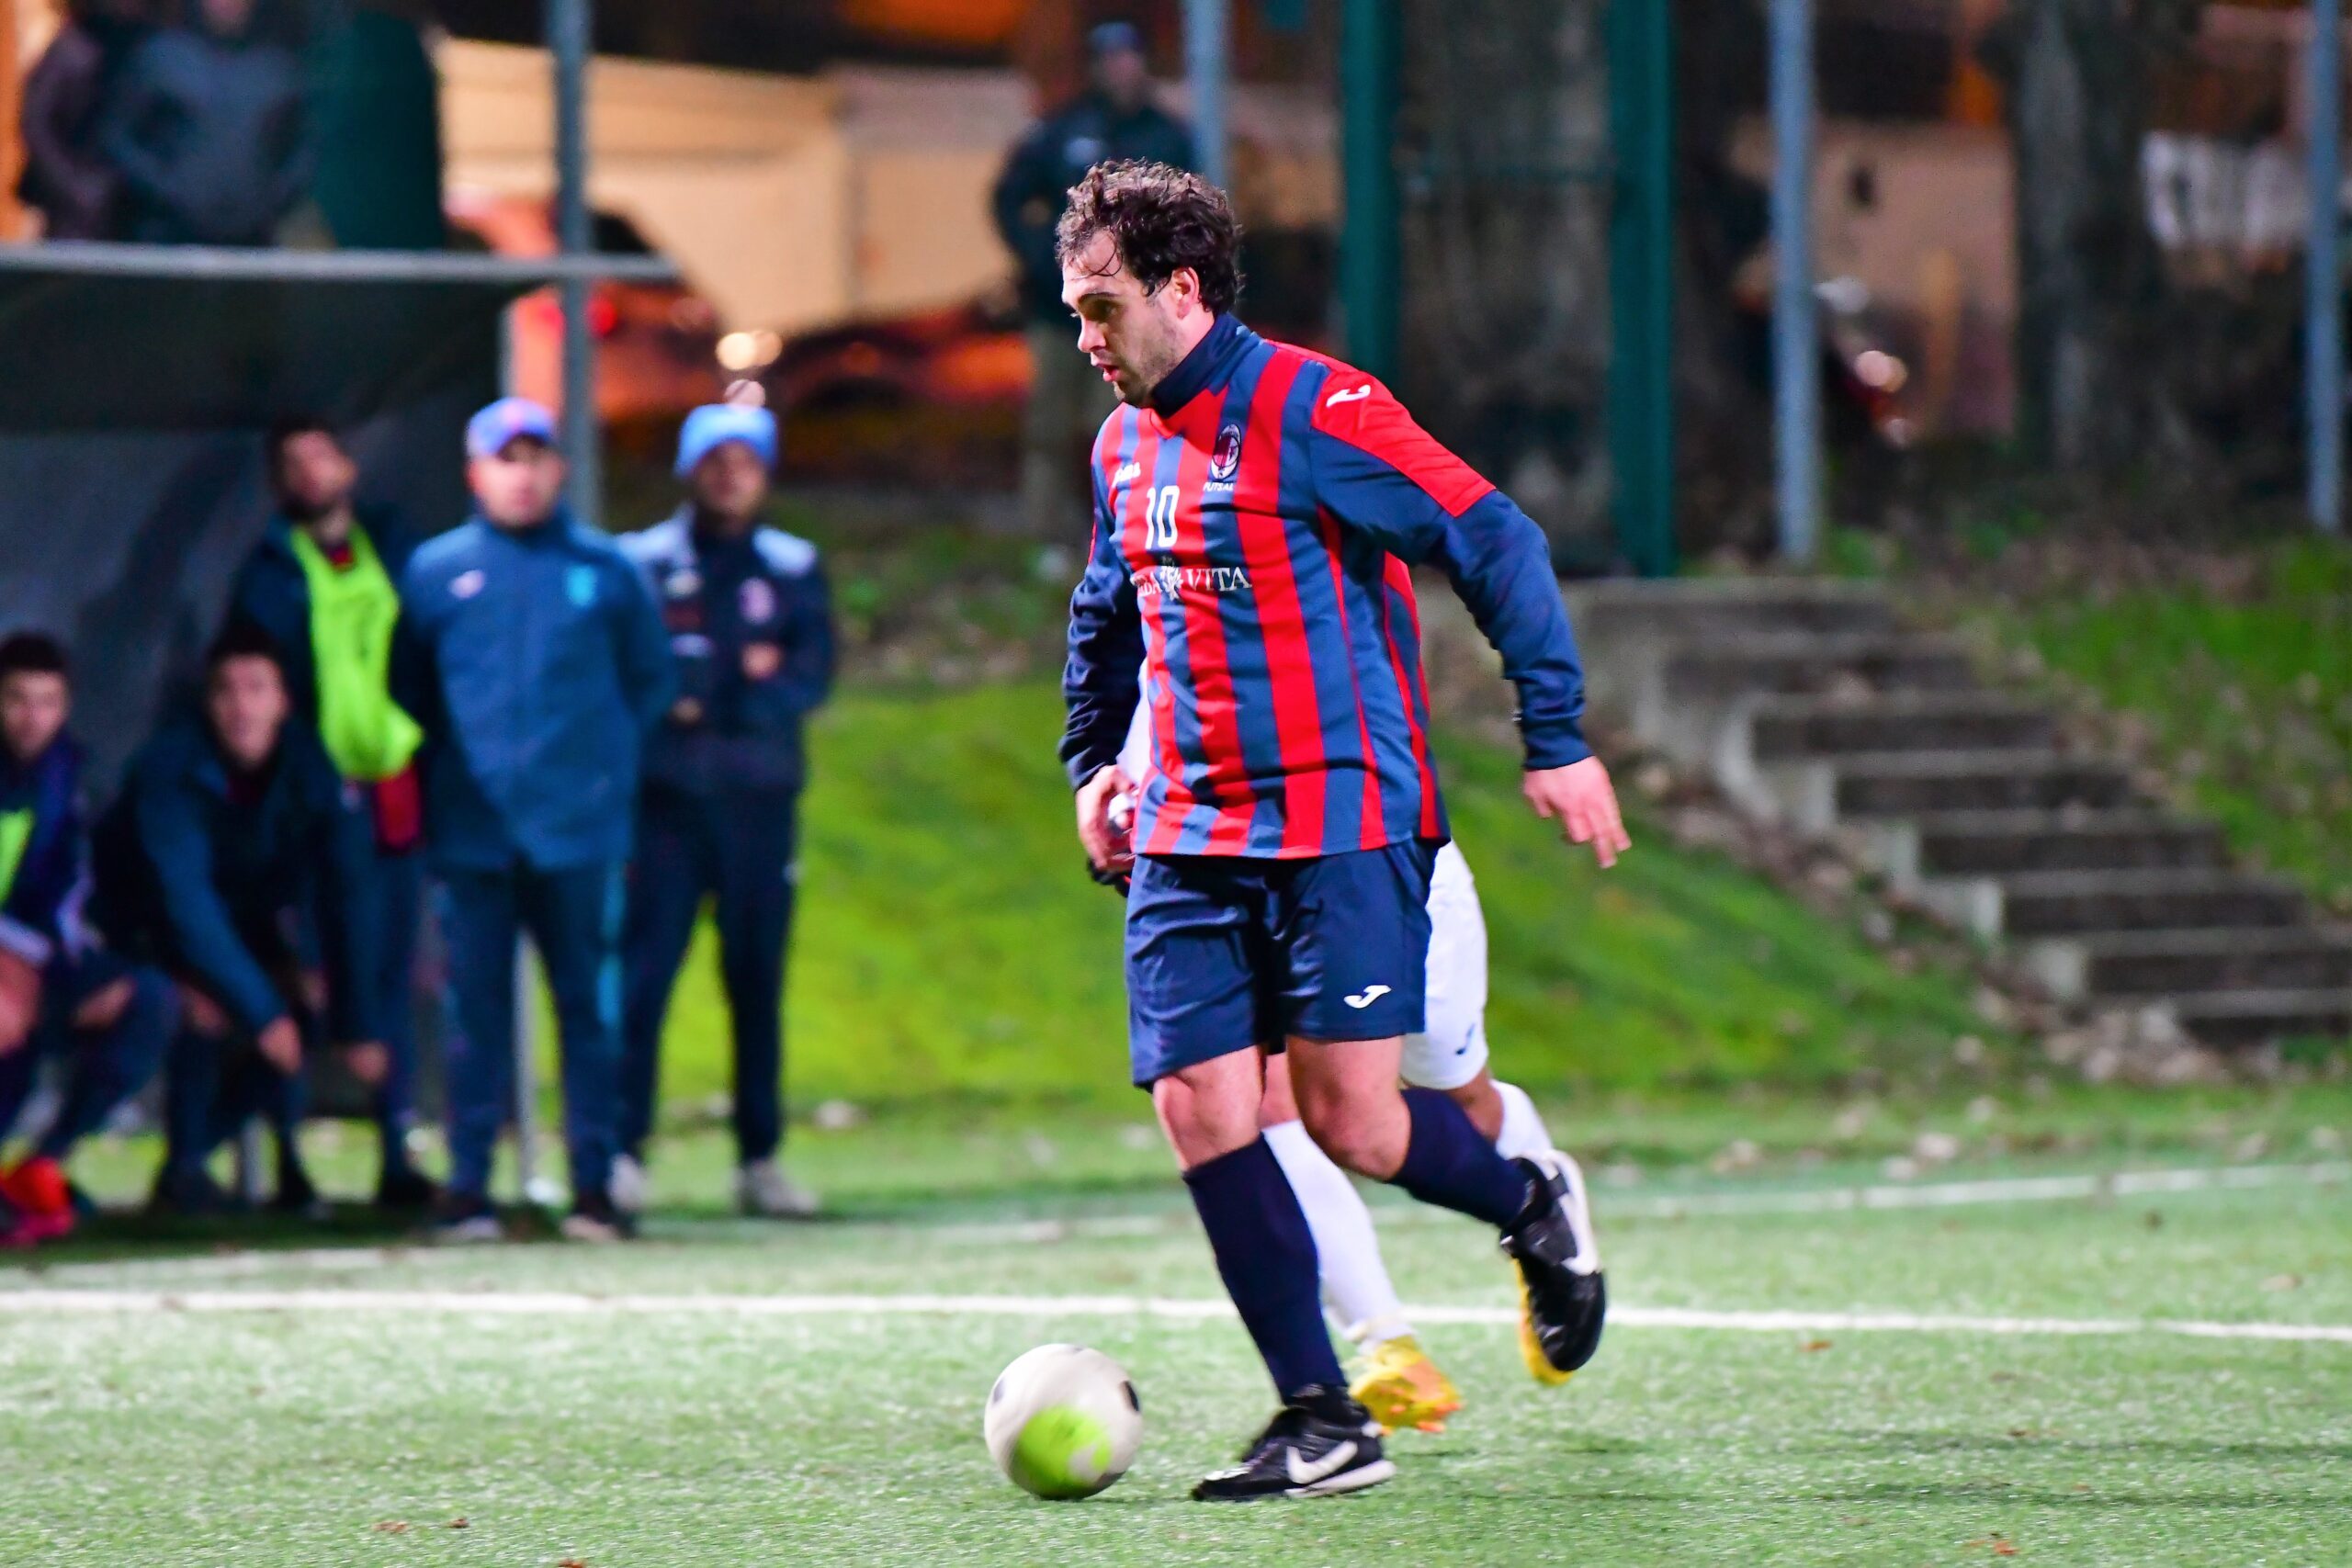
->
xmin=676 ymin=401 xmax=779 ymax=479
xmin=1089 ymin=20 xmax=1144 ymax=57
xmin=466 ymin=396 xmax=558 ymax=460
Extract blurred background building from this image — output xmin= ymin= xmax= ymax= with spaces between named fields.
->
xmin=0 ymin=0 xmax=2346 ymax=555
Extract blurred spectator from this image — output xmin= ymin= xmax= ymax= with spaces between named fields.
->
xmin=98 ymin=0 xmax=310 ymax=245
xmin=397 ymin=399 xmax=673 ymax=1245
xmin=17 ymin=0 xmax=153 ymax=241
xmin=309 ymin=0 xmax=445 ymax=250
xmin=0 ymin=634 xmax=175 ymax=1247
xmin=616 ymin=395 xmax=835 ymax=1220
xmin=992 ymin=21 xmax=1193 ymax=535
xmin=92 ymin=625 xmax=383 ymax=1216
xmin=222 ymin=418 xmax=435 ymax=1210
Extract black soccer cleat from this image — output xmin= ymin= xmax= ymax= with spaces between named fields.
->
xmin=1191 ymin=1386 xmax=1396 ymax=1502
xmin=1499 ymin=1150 xmax=1608 ymax=1382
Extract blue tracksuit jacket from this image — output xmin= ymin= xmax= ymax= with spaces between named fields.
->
xmin=397 ymin=508 xmax=673 ymax=871
xmin=616 ymin=509 xmax=835 ymax=797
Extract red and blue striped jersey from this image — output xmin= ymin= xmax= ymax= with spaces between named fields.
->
xmin=1060 ymin=314 xmax=1589 ymax=860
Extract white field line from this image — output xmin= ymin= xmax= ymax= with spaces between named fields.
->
xmin=13 ymin=1160 xmax=2346 ymax=1282
xmin=30 ymin=1247 xmax=414 ymax=1284
xmin=0 ymin=1288 xmax=2343 ymax=1345
xmin=927 ymin=1160 xmax=2352 ymax=1247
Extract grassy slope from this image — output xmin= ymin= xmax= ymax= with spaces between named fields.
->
xmin=650 ymin=682 xmax=2005 ymax=1118
xmin=1949 ymin=537 xmax=2352 ymax=907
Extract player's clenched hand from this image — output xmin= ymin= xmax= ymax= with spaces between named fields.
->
xmin=1523 ymin=757 xmax=1632 ymax=869
xmin=1075 ymin=765 xmax=1136 ymax=875
xmin=256 ymin=1016 xmax=303 ymax=1076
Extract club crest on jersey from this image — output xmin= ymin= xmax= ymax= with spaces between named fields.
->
xmin=1208 ymin=423 xmax=1243 ymax=481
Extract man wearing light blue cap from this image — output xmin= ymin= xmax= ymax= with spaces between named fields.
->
xmin=397 ymin=396 xmax=674 ymax=1243
xmin=614 ymin=389 xmax=833 ymax=1218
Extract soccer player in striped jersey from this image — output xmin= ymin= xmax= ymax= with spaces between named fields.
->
xmin=1114 ymin=694 xmax=1587 ymax=1436
xmin=1059 ymin=162 xmax=1625 ymax=1500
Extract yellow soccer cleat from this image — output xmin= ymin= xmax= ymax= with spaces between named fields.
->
xmin=1516 ymin=1270 xmax=1576 ymax=1387
xmin=1349 ymin=1334 xmax=1464 ymax=1435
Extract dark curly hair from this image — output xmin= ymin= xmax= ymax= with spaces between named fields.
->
xmin=1054 ymin=160 xmax=1244 ymax=313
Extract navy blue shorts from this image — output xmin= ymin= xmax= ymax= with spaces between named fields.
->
xmin=1124 ymin=840 xmax=1436 ymax=1087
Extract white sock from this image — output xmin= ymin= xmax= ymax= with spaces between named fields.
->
xmin=1492 ymin=1080 xmax=1554 ymax=1162
xmin=1263 ymin=1119 xmax=1413 ymax=1348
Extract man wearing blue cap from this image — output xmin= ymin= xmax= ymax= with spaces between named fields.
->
xmin=398 ymin=397 xmax=674 ymax=1243
xmin=992 ymin=20 xmax=1193 ymax=535
xmin=614 ymin=391 xmax=834 ymax=1218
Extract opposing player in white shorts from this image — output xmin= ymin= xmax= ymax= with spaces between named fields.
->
xmin=1117 ymin=701 xmax=1598 ymax=1433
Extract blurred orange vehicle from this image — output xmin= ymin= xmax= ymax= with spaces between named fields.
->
xmin=446 ymin=189 xmax=727 ymax=436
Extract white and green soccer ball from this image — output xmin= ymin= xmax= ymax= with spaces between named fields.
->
xmin=983 ymin=1344 xmax=1144 ymax=1500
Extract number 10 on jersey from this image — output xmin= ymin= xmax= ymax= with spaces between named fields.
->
xmin=1145 ymin=485 xmax=1181 ymax=551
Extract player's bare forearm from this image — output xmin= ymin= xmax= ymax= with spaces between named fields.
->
xmin=1523 ymin=757 xmax=1631 ymax=869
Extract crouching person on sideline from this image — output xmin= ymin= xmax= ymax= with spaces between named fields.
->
xmin=398 ymin=398 xmax=673 ymax=1244
xmin=0 ymin=634 xmax=176 ymax=1247
xmin=224 ymin=417 xmax=435 ymax=1211
xmin=616 ymin=392 xmax=835 ymax=1218
xmin=93 ymin=626 xmax=384 ymax=1215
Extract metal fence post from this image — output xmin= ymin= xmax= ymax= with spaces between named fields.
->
xmin=1607 ymin=0 xmax=1677 ymax=577
xmin=1340 ymin=0 xmax=1400 ymax=384
xmin=1185 ymin=0 xmax=1230 ymax=193
xmin=2310 ymin=0 xmax=2344 ymax=535
xmin=549 ymin=0 xmax=600 ymax=525
xmin=1770 ymin=0 xmax=1821 ymax=565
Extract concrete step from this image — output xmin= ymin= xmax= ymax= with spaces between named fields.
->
xmin=1568 ymin=582 xmax=1901 ymax=728
xmin=1658 ymin=632 xmax=1977 ymax=702
xmin=1896 ymin=810 xmax=2230 ymax=880
xmin=1827 ymin=750 xmax=2139 ymax=819
xmin=1933 ymin=869 xmax=2308 ymax=940
xmin=2168 ymin=988 xmax=2352 ymax=1048
xmin=2025 ymin=927 xmax=2352 ymax=1003
xmin=1568 ymin=578 xmax=1899 ymax=642
xmin=1748 ymin=694 xmax=2056 ymax=761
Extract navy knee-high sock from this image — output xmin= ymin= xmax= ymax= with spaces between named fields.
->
xmin=1389 ymin=1088 xmax=1533 ymax=1228
xmin=1183 ymin=1138 xmax=1345 ymax=1402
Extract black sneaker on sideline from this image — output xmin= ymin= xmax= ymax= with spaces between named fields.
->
xmin=1191 ymin=1386 xmax=1394 ymax=1502
xmin=560 ymin=1188 xmax=636 ymax=1244
xmin=148 ymin=1166 xmax=231 ymax=1218
xmin=269 ymin=1159 xmax=329 ymax=1220
xmin=1499 ymin=1150 xmax=1608 ymax=1379
xmin=428 ymin=1191 xmax=503 ymax=1245
xmin=373 ymin=1166 xmax=441 ymax=1213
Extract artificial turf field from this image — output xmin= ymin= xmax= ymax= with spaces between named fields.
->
xmin=0 ymin=1141 xmax=2344 ymax=1567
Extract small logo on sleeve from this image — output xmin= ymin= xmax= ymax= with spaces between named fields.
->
xmin=450 ymin=570 xmax=485 ymax=601
xmin=1326 ymin=384 xmax=1373 ymax=408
